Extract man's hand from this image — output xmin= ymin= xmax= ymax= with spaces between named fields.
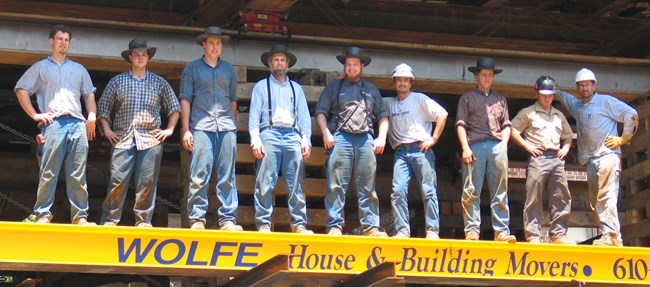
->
xmin=251 ymin=142 xmax=265 ymax=159
xmin=302 ymin=145 xmax=311 ymax=159
xmin=322 ymin=130 xmax=335 ymax=150
xmin=557 ymin=145 xmax=570 ymax=160
xmin=182 ymin=130 xmax=193 ymax=151
xmin=524 ymin=143 xmax=544 ymax=157
xmin=152 ymin=128 xmax=173 ymax=142
xmin=419 ymin=137 xmax=436 ymax=152
xmin=86 ymin=116 xmax=96 ymax=141
xmin=462 ymin=148 xmax=476 ymax=164
xmin=373 ymin=137 xmax=386 ymax=154
xmin=33 ymin=113 xmax=54 ymax=125
xmin=604 ymin=134 xmax=631 ymax=148
xmin=103 ymin=128 xmax=121 ymax=145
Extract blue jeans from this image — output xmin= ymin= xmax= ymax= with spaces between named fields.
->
xmin=187 ymin=130 xmax=238 ymax=225
xmin=36 ymin=116 xmax=90 ymax=222
xmin=391 ymin=144 xmax=439 ymax=235
xmin=325 ymin=131 xmax=380 ymax=232
xmin=586 ymin=154 xmax=621 ymax=239
xmin=461 ymin=139 xmax=510 ymax=235
xmin=101 ymin=140 xmax=163 ymax=225
xmin=254 ymin=128 xmax=307 ymax=229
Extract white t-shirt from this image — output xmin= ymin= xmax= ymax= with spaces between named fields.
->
xmin=383 ymin=92 xmax=447 ymax=149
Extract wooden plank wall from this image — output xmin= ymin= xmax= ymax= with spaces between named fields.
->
xmin=621 ymin=91 xmax=650 ymax=246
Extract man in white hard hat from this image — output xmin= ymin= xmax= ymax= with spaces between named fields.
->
xmin=511 ymin=76 xmax=574 ymax=244
xmin=384 ymin=63 xmax=447 ymax=239
xmin=456 ymin=57 xmax=516 ymax=243
xmin=558 ymin=68 xmax=638 ymax=246
xmin=315 ymin=47 xmax=389 ymax=237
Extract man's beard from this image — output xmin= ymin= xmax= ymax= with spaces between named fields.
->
xmin=272 ymin=68 xmax=287 ymax=78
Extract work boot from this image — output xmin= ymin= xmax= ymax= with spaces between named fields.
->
xmin=136 ymin=222 xmax=153 ymax=228
xmin=73 ymin=218 xmax=97 ymax=226
xmin=465 ymin=231 xmax=479 ymax=240
xmin=426 ymin=231 xmax=440 ymax=240
xmin=528 ymin=237 xmax=541 ymax=244
xmin=258 ymin=225 xmax=271 ymax=233
xmin=219 ymin=221 xmax=243 ymax=231
xmin=327 ymin=227 xmax=342 ymax=236
xmin=392 ymin=232 xmax=410 ymax=239
xmin=36 ymin=217 xmax=51 ymax=224
xmin=495 ymin=232 xmax=517 ymax=243
xmin=293 ymin=226 xmax=314 ymax=234
xmin=593 ymin=234 xmax=623 ymax=247
xmin=190 ymin=221 xmax=205 ymax=230
xmin=552 ymin=236 xmax=576 ymax=245
xmin=364 ymin=228 xmax=388 ymax=237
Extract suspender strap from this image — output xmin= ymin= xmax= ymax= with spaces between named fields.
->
xmin=266 ymin=77 xmax=273 ymax=127
xmin=265 ymin=76 xmax=297 ymax=129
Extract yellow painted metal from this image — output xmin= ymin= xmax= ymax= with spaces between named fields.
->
xmin=2 ymin=222 xmax=650 ymax=285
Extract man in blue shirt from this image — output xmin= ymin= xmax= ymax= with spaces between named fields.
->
xmin=15 ymin=25 xmax=97 ymax=225
xmin=249 ymin=44 xmax=313 ymax=234
xmin=180 ymin=27 xmax=242 ymax=231
xmin=558 ymin=68 xmax=638 ymax=246
xmin=98 ymin=38 xmax=180 ymax=228
xmin=315 ymin=47 xmax=389 ymax=237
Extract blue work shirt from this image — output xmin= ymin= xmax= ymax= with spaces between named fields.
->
xmin=314 ymin=78 xmax=388 ymax=134
xmin=14 ymin=57 xmax=96 ymax=121
xmin=179 ymin=57 xmax=237 ymax=132
xmin=249 ymin=76 xmax=312 ymax=147
xmin=559 ymin=90 xmax=638 ymax=165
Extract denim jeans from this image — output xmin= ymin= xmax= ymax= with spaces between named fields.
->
xmin=524 ymin=151 xmax=571 ymax=240
xmin=254 ymin=128 xmax=308 ymax=229
xmin=36 ymin=116 xmax=90 ymax=222
xmin=325 ymin=131 xmax=380 ymax=232
xmin=187 ymin=130 xmax=238 ymax=225
xmin=101 ymin=140 xmax=163 ymax=225
xmin=586 ymin=153 xmax=621 ymax=239
xmin=461 ymin=139 xmax=510 ymax=235
xmin=391 ymin=144 xmax=439 ymax=235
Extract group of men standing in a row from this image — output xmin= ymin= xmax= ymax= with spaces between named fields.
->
xmin=15 ymin=25 xmax=637 ymax=247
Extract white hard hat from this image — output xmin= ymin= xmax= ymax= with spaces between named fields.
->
xmin=575 ymin=68 xmax=597 ymax=84
xmin=392 ymin=63 xmax=414 ymax=79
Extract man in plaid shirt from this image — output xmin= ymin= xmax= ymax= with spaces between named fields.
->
xmin=98 ymin=38 xmax=180 ymax=227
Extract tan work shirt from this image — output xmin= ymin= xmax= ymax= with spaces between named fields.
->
xmin=511 ymin=102 xmax=573 ymax=150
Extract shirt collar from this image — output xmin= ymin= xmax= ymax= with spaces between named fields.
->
xmin=533 ymin=101 xmax=560 ymax=115
xmin=128 ymin=69 xmax=149 ymax=80
xmin=47 ymin=56 xmax=69 ymax=66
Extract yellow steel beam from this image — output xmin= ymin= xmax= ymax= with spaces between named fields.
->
xmin=1 ymin=222 xmax=650 ymax=286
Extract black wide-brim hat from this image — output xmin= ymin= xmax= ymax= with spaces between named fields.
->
xmin=336 ymin=46 xmax=371 ymax=66
xmin=261 ymin=44 xmax=297 ymax=68
xmin=467 ymin=57 xmax=502 ymax=74
xmin=121 ymin=38 xmax=156 ymax=63
xmin=195 ymin=26 xmax=230 ymax=45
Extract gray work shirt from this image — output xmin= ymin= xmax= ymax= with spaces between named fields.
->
xmin=14 ymin=57 xmax=96 ymax=121
xmin=179 ymin=57 xmax=237 ymax=132
xmin=314 ymin=78 xmax=388 ymax=134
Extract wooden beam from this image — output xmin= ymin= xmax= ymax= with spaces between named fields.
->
xmin=246 ymin=0 xmax=298 ymax=12
xmin=482 ymin=0 xmax=510 ymax=8
xmin=0 ymin=0 xmax=187 ymax=26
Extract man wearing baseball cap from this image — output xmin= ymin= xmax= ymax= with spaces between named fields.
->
xmin=510 ymin=76 xmax=574 ymax=244
xmin=384 ymin=63 xmax=447 ymax=240
xmin=98 ymin=38 xmax=180 ymax=227
xmin=558 ymin=68 xmax=638 ymax=246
